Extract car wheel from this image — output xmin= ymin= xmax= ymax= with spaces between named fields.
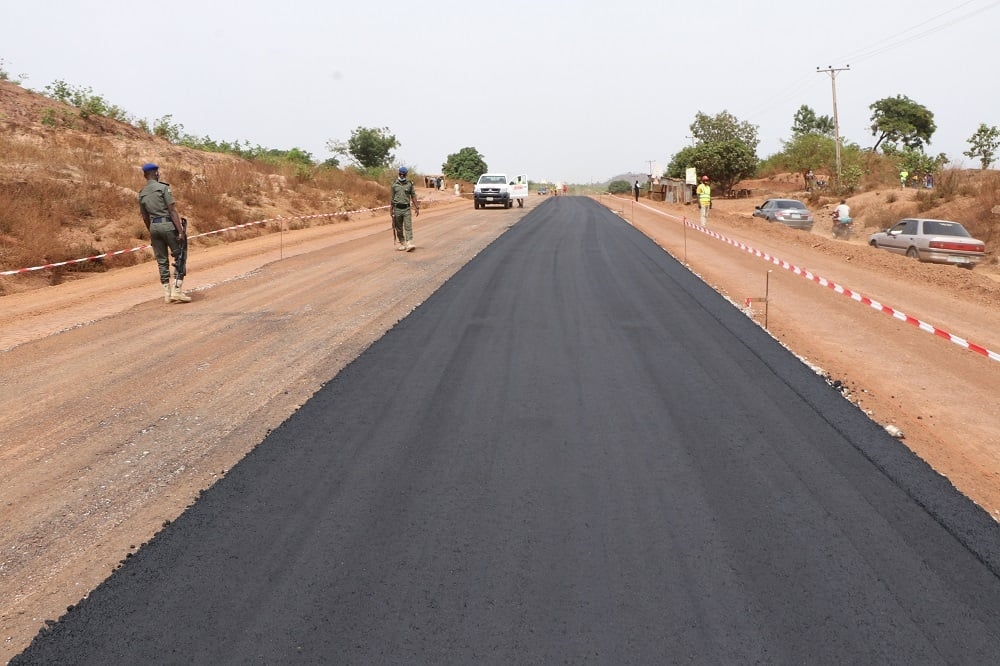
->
xmin=869 ymin=240 xmax=878 ymax=248
xmin=906 ymin=247 xmax=919 ymax=259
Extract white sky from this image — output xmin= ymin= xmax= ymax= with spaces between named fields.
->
xmin=4 ymin=0 xmax=998 ymax=183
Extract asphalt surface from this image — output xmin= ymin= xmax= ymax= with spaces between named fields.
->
xmin=13 ymin=197 xmax=1000 ymax=664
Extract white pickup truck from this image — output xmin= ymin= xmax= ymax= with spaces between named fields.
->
xmin=474 ymin=173 xmax=528 ymax=209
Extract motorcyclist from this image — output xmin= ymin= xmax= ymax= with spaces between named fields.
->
xmin=832 ymin=199 xmax=852 ymax=238
xmin=835 ymin=199 xmax=850 ymax=221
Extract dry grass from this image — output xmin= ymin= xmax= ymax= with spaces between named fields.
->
xmin=0 ymin=130 xmax=394 ymax=277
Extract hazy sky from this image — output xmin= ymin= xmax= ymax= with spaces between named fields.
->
xmin=4 ymin=0 xmax=998 ymax=183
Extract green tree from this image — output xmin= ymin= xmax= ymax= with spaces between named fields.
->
xmin=442 ymin=146 xmax=488 ymax=183
xmin=963 ymin=123 xmax=1000 ymax=170
xmin=898 ymin=147 xmax=948 ymax=181
xmin=666 ymin=140 xmax=757 ymax=194
xmin=869 ymin=95 xmax=936 ymax=152
xmin=327 ymin=126 xmax=399 ymax=169
xmin=690 ymin=110 xmax=760 ymax=151
xmin=780 ymin=132 xmax=836 ymax=184
xmin=791 ymin=104 xmax=834 ymax=136
xmin=607 ymin=180 xmax=631 ymax=195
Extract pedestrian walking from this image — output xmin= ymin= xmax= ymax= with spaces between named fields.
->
xmin=634 ymin=180 xmax=640 ymax=202
xmin=696 ymin=175 xmax=712 ymax=226
xmin=899 ymin=170 xmax=908 ymax=189
xmin=138 ymin=163 xmax=190 ymax=303
xmin=391 ymin=166 xmax=420 ymax=251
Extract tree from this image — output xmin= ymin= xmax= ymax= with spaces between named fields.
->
xmin=666 ymin=140 xmax=758 ymax=194
xmin=690 ymin=110 xmax=760 ymax=151
xmin=326 ymin=126 xmax=399 ymax=169
xmin=869 ymin=95 xmax=936 ymax=152
xmin=781 ymin=132 xmax=837 ymax=183
xmin=963 ymin=123 xmax=1000 ymax=170
xmin=791 ymin=104 xmax=834 ymax=137
xmin=608 ymin=180 xmax=632 ymax=195
xmin=898 ymin=147 xmax=948 ymax=181
xmin=442 ymin=146 xmax=488 ymax=183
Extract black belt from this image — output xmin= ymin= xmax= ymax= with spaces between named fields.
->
xmin=393 ymin=204 xmax=410 ymax=209
xmin=151 ymin=216 xmax=171 ymax=222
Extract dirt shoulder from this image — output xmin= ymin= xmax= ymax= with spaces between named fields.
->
xmin=3 ymin=191 xmax=999 ymax=660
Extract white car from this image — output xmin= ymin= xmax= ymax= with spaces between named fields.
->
xmin=868 ymin=218 xmax=985 ymax=268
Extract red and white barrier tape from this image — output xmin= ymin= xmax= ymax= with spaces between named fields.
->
xmin=611 ymin=195 xmax=1000 ymax=364
xmin=0 ymin=205 xmax=390 ymax=277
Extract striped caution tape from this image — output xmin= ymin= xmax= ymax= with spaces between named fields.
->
xmin=611 ymin=195 xmax=1000 ymax=364
xmin=0 ymin=204 xmax=391 ymax=277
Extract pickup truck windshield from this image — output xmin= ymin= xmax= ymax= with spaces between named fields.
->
xmin=480 ymin=176 xmax=506 ymax=184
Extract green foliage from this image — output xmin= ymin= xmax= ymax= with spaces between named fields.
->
xmin=41 ymin=80 xmax=129 ymax=121
xmin=666 ymin=146 xmax=697 ymax=179
xmin=608 ymin=180 xmax=631 ymax=195
xmin=40 ymin=109 xmax=58 ymax=127
xmin=667 ymin=140 xmax=757 ymax=194
xmin=248 ymin=146 xmax=315 ymax=167
xmin=791 ymin=104 xmax=834 ymax=137
xmin=442 ymin=146 xmax=488 ymax=183
xmin=690 ymin=110 xmax=760 ymax=151
xmin=839 ymin=163 xmax=865 ymax=193
xmin=869 ymin=95 xmax=936 ymax=152
xmin=152 ymin=114 xmax=184 ymax=142
xmin=963 ymin=123 xmax=1000 ymax=170
xmin=321 ymin=157 xmax=340 ymax=169
xmin=780 ymin=133 xmax=837 ymax=175
xmin=898 ymin=147 xmax=948 ymax=180
xmin=0 ymin=58 xmax=26 ymax=85
xmin=328 ymin=126 xmax=399 ymax=169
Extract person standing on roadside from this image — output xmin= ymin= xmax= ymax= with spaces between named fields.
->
xmin=634 ymin=180 xmax=640 ymax=202
xmin=391 ymin=166 xmax=419 ymax=251
xmin=696 ymin=175 xmax=712 ymax=226
xmin=138 ymin=163 xmax=190 ymax=303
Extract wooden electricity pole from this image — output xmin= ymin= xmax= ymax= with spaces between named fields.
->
xmin=816 ymin=65 xmax=850 ymax=183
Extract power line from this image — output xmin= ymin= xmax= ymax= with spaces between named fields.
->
xmin=831 ymin=0 xmax=1000 ymax=65
xmin=743 ymin=1 xmax=1000 ymax=138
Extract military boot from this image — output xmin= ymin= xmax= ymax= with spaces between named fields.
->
xmin=170 ymin=280 xmax=192 ymax=303
xmin=162 ymin=283 xmax=172 ymax=304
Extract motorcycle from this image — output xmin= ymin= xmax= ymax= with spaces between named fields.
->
xmin=831 ymin=210 xmax=853 ymax=240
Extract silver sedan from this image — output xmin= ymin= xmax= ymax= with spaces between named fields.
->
xmin=868 ymin=218 xmax=985 ymax=268
xmin=751 ymin=199 xmax=815 ymax=231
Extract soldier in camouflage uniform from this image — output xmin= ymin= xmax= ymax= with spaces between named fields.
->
xmin=138 ymin=163 xmax=191 ymax=302
xmin=390 ymin=166 xmax=420 ymax=251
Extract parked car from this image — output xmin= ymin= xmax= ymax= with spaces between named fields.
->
xmin=537 ymin=187 xmax=548 ymax=195
xmin=868 ymin=218 xmax=985 ymax=268
xmin=752 ymin=199 xmax=815 ymax=230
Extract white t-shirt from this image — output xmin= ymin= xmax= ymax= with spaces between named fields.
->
xmin=835 ymin=203 xmax=851 ymax=220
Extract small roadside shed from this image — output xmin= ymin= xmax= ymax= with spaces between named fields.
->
xmin=647 ymin=177 xmax=693 ymax=204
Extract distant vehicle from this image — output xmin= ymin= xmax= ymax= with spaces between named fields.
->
xmin=537 ymin=187 xmax=548 ymax=195
xmin=868 ymin=218 xmax=985 ymax=268
xmin=474 ymin=173 xmax=528 ymax=209
xmin=752 ymin=199 xmax=815 ymax=231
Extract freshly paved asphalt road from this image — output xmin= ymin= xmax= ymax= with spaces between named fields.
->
xmin=14 ymin=197 xmax=1000 ymax=664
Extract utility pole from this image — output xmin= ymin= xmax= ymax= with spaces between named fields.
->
xmin=816 ymin=65 xmax=849 ymax=184
xmin=646 ymin=160 xmax=655 ymax=180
